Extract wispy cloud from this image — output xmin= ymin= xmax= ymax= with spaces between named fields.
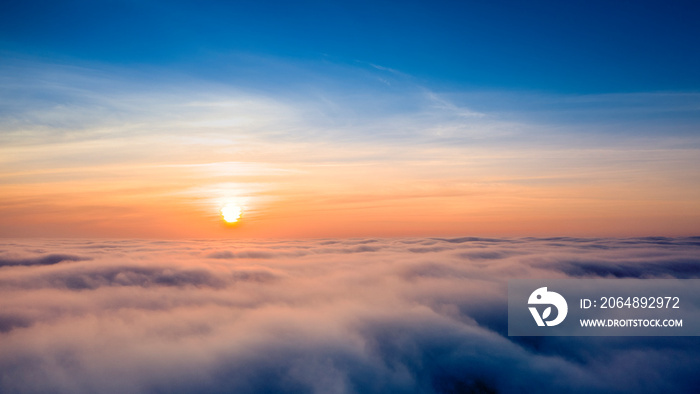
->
xmin=0 ymin=56 xmax=699 ymax=237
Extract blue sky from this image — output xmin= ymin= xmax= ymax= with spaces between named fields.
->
xmin=2 ymin=0 xmax=699 ymax=93
xmin=1 ymin=0 xmax=700 ymax=237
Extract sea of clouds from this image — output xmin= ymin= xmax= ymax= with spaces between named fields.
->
xmin=1 ymin=237 xmax=699 ymax=393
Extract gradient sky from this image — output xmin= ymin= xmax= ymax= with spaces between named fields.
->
xmin=1 ymin=0 xmax=699 ymax=238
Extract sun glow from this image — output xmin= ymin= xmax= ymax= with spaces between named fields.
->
xmin=221 ymin=204 xmax=242 ymax=223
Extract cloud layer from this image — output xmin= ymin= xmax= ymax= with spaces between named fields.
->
xmin=0 ymin=237 xmax=699 ymax=393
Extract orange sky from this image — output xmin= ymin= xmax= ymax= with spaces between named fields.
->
xmin=2 ymin=125 xmax=699 ymax=238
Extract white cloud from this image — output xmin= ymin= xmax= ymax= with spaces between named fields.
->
xmin=0 ymin=237 xmax=698 ymax=393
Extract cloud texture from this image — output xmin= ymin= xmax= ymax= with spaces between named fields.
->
xmin=0 ymin=237 xmax=699 ymax=393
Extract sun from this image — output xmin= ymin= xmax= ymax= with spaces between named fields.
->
xmin=220 ymin=204 xmax=242 ymax=223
